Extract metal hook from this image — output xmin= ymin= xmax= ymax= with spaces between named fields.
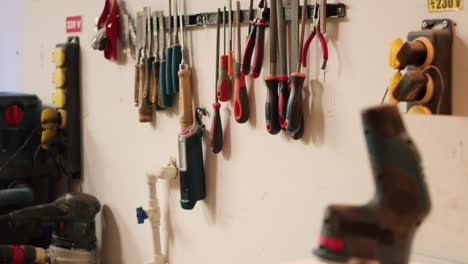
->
xmin=195 ymin=107 xmax=207 ymax=125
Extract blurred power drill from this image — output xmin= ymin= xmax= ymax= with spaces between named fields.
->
xmin=314 ymin=104 xmax=431 ymax=264
xmin=0 ymin=192 xmax=101 ymax=264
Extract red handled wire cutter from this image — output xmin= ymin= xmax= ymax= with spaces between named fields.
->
xmin=301 ymin=2 xmax=328 ymax=70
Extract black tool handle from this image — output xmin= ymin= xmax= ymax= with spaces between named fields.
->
xmin=152 ymin=60 xmax=162 ymax=110
xmin=286 ymin=72 xmax=306 ymax=134
xmin=250 ymin=23 xmax=266 ymax=78
xmin=210 ymin=102 xmax=223 ymax=154
xmin=241 ymin=25 xmax=257 ymax=75
xmin=144 ymin=57 xmax=155 ymax=106
xmin=290 ymin=115 xmax=304 ymax=140
xmin=278 ymin=76 xmax=290 ymax=128
xmin=265 ymin=76 xmax=281 ymax=135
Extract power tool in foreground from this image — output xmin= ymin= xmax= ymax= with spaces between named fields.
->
xmin=314 ymin=104 xmax=431 ymax=264
xmin=0 ymin=192 xmax=101 ymax=264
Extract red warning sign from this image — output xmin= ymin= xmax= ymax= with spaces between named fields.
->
xmin=66 ymin=16 xmax=82 ymax=33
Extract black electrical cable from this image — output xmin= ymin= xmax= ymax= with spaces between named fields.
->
xmin=381 ymin=87 xmax=389 ymax=104
xmin=0 ymin=127 xmax=41 ymax=175
xmin=423 ymin=65 xmax=445 ymax=114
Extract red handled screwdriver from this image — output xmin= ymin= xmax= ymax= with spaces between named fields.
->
xmin=276 ymin=0 xmax=289 ymax=128
xmin=264 ymin=0 xmax=280 ymax=135
xmin=217 ymin=7 xmax=231 ymax=102
xmin=210 ymin=8 xmax=223 ymax=154
xmin=286 ymin=0 xmax=305 ymax=136
xmin=233 ymin=1 xmax=249 ymax=123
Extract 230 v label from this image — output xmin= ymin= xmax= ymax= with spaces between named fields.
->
xmin=429 ymin=0 xmax=463 ymax=11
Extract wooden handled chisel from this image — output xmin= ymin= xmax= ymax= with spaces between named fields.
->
xmin=138 ymin=7 xmax=153 ymax=122
xmin=177 ymin=0 xmax=194 ymax=130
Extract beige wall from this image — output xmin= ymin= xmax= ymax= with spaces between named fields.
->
xmin=12 ymin=0 xmax=468 ymax=263
xmin=0 ymin=0 xmax=23 ymax=92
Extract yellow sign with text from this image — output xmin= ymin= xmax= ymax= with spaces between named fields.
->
xmin=429 ymin=0 xmax=463 ymax=11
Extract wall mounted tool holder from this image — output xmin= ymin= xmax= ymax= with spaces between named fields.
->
xmin=43 ymin=36 xmax=82 ymax=179
xmin=159 ymin=3 xmax=346 ymax=28
xmin=389 ymin=19 xmax=453 ymax=115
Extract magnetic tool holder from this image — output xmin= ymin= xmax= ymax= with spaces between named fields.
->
xmin=388 ymin=19 xmax=453 ymax=115
xmin=157 ymin=3 xmax=345 ymax=28
xmin=41 ymin=36 xmax=82 ymax=179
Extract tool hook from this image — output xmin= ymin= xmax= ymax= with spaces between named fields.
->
xmin=195 ymin=107 xmax=208 ymax=126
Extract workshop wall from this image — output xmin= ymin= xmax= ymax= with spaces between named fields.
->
xmin=0 ymin=1 xmax=23 ymax=93
xmin=14 ymin=0 xmax=468 ymax=263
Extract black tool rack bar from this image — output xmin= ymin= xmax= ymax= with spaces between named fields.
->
xmin=163 ymin=3 xmax=345 ymax=28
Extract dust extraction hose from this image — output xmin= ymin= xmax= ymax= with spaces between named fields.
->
xmin=0 ymin=187 xmax=34 ymax=208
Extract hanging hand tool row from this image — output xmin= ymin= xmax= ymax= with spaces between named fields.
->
xmin=207 ymin=0 xmax=335 ymax=154
xmin=94 ymin=0 xmax=345 ymax=147
xmin=133 ymin=0 xmax=188 ymax=123
xmin=260 ymin=0 xmax=327 ymax=140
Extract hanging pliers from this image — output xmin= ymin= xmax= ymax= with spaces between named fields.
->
xmin=301 ymin=0 xmax=328 ymax=70
xmin=241 ymin=0 xmax=268 ymax=79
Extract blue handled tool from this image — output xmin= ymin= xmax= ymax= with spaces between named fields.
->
xmin=171 ymin=0 xmax=182 ymax=94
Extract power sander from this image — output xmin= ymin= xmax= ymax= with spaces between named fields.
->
xmin=313 ymin=104 xmax=431 ymax=264
xmin=0 ymin=192 xmax=101 ymax=264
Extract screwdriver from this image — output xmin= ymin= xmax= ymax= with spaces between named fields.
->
xmin=171 ymin=0 xmax=182 ymax=94
xmin=134 ymin=12 xmax=144 ymax=107
xmin=227 ymin=0 xmax=234 ymax=78
xmin=210 ymin=8 xmax=223 ymax=154
xmin=138 ymin=7 xmax=152 ymax=122
xmin=159 ymin=10 xmax=172 ymax=108
xmin=286 ymin=0 xmax=305 ymax=136
xmin=177 ymin=0 xmax=194 ymax=130
xmin=233 ymin=1 xmax=249 ymax=123
xmin=276 ymin=0 xmax=289 ymax=129
xmin=217 ymin=7 xmax=231 ymax=102
xmin=166 ymin=0 xmax=174 ymax=96
xmin=288 ymin=0 xmax=308 ymax=139
xmin=143 ymin=7 xmax=155 ymax=107
xmin=151 ymin=11 xmax=162 ymax=110
xmin=264 ymin=0 xmax=280 ymax=135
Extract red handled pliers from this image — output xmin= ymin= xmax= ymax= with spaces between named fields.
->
xmin=241 ymin=0 xmax=268 ymax=79
xmin=301 ymin=3 xmax=328 ymax=70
